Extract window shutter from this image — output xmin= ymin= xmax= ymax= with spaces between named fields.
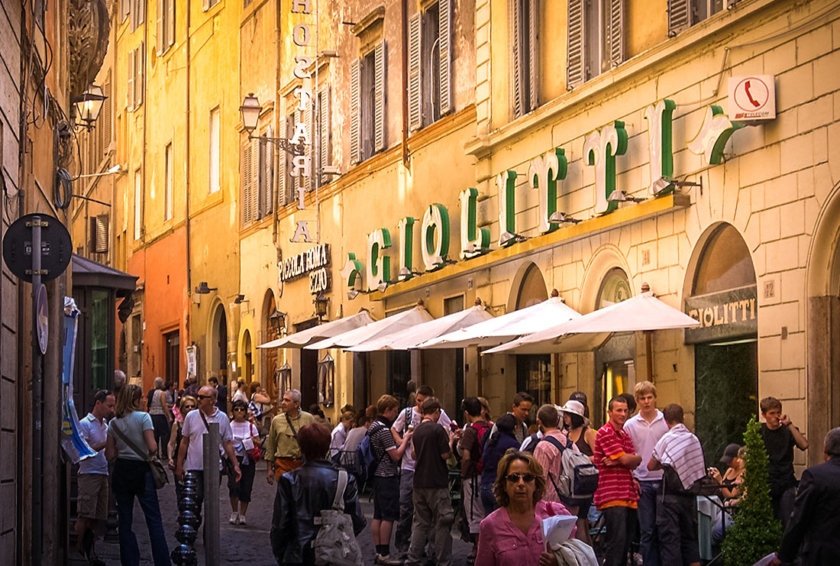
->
xmin=264 ymin=126 xmax=274 ymax=217
xmin=609 ymin=0 xmax=625 ymax=68
xmin=527 ymin=0 xmax=539 ymax=110
xmin=349 ymin=59 xmax=360 ymax=164
xmin=202 ymin=0 xmax=210 ymax=11
xmin=374 ymin=41 xmax=386 ymax=153
xmin=135 ymin=43 xmax=144 ymax=107
xmin=102 ymin=80 xmax=112 ymax=148
xmin=138 ymin=0 xmax=145 ymax=25
xmin=156 ymin=0 xmax=164 ymax=54
xmin=278 ymin=117 xmax=289 ymax=205
xmin=667 ymin=0 xmax=690 ymax=37
xmin=241 ymin=142 xmax=253 ymax=223
xmin=94 ymin=214 xmax=109 ymax=253
xmin=127 ymin=50 xmax=135 ymax=110
xmin=250 ymin=138 xmax=259 ymax=219
xmin=303 ymin=103 xmax=312 ymax=192
xmin=167 ymin=0 xmax=175 ymax=48
xmin=319 ymin=88 xmax=331 ymax=174
xmin=566 ymin=0 xmax=584 ymax=89
xmin=407 ymin=13 xmax=422 ymax=131
xmin=121 ymin=0 xmax=130 ymax=23
xmin=510 ymin=0 xmax=522 ymax=117
xmin=439 ymin=0 xmax=453 ymax=116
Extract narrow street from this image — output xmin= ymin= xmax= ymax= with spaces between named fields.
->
xmin=87 ymin=462 xmax=472 ymax=565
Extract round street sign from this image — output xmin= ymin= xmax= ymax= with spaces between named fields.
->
xmin=36 ymin=284 xmax=48 ymax=354
xmin=2 ymin=213 xmax=72 ymax=283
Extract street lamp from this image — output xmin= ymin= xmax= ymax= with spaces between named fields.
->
xmin=313 ymin=293 xmax=329 ymax=322
xmin=72 ymin=85 xmax=107 ymax=131
xmin=239 ymin=93 xmax=304 ymax=156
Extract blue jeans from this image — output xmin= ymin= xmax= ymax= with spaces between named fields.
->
xmin=479 ymin=482 xmax=498 ymax=515
xmin=114 ymin=467 xmax=171 ymax=566
xmin=638 ymin=480 xmax=661 ymax=566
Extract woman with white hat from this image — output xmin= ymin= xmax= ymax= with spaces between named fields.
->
xmin=559 ymin=399 xmax=596 ymax=545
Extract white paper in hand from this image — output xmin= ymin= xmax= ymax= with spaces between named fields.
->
xmin=542 ymin=514 xmax=577 ymax=550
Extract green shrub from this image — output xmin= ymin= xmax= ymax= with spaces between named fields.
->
xmin=722 ymin=416 xmax=782 ymax=566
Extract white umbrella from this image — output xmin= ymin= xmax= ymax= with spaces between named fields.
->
xmin=417 ymin=295 xmax=581 ymax=349
xmin=257 ymin=309 xmax=375 ymax=349
xmin=346 ymin=302 xmax=495 ymax=352
xmin=305 ymin=304 xmax=434 ymax=350
xmin=484 ymin=292 xmax=700 ymax=355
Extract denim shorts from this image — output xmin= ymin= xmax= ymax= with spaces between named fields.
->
xmin=373 ymin=475 xmax=400 ymax=521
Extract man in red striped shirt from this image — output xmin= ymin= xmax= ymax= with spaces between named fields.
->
xmin=594 ymin=396 xmax=642 ymax=566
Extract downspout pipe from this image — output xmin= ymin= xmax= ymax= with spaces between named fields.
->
xmin=401 ymin=0 xmax=409 ymax=165
xmin=185 ymin=0 xmax=193 ymax=353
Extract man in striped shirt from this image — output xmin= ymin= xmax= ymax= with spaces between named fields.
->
xmin=647 ymin=404 xmax=706 ymax=566
xmin=594 ymin=396 xmax=641 ymax=566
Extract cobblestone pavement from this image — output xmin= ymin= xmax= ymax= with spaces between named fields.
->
xmin=88 ymin=462 xmax=473 ymax=565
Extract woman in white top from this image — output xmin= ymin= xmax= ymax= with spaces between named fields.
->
xmin=228 ymin=399 xmax=261 ymax=525
xmin=148 ymin=377 xmax=171 ymax=459
xmin=106 ymin=385 xmax=170 ymax=566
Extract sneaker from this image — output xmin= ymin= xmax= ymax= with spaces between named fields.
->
xmin=375 ymin=554 xmax=403 ymax=566
xmin=238 ymin=515 xmax=247 ymax=526
xmin=229 ymin=512 xmax=239 ymax=524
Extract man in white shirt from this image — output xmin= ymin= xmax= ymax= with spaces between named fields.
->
xmin=76 ymin=389 xmax=115 ymax=566
xmin=624 ymin=381 xmax=668 ymax=566
xmin=176 ymin=386 xmax=240 ymax=512
xmin=391 ymin=385 xmax=452 ymax=557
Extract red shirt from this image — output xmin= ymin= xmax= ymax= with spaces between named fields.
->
xmin=593 ymin=421 xmax=639 ymax=509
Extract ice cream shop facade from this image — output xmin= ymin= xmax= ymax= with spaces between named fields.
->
xmin=255 ymin=0 xmax=839 ymax=468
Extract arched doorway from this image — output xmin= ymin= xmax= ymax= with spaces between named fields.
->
xmin=210 ymin=304 xmax=228 ymax=383
xmin=593 ymin=267 xmax=635 ymax=426
xmin=514 ymin=264 xmax=551 ymax=412
xmin=685 ymin=223 xmax=757 ymax=465
xmin=242 ymin=330 xmax=254 ymax=383
xmin=262 ymin=291 xmax=281 ymax=400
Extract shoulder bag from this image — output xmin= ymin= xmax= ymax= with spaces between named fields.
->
xmin=312 ymin=469 xmax=364 ymax=566
xmin=111 ymin=419 xmax=169 ymax=489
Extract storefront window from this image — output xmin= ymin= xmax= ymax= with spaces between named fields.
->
xmin=515 ymin=264 xmax=550 ymax=421
xmin=594 ymin=268 xmax=634 ymax=426
xmin=90 ymin=290 xmax=109 ymax=391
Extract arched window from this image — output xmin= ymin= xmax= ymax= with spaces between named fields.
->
xmin=693 ymin=225 xmax=756 ymax=295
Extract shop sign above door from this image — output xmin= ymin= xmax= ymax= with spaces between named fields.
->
xmin=280 ymin=243 xmax=331 ymax=294
xmin=684 ymin=285 xmax=757 ymax=344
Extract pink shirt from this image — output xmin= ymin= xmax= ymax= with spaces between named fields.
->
xmin=533 ymin=429 xmax=570 ymax=504
xmin=476 ymin=500 xmax=574 ymax=566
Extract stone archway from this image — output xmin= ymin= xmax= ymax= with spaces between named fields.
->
xmin=806 ymin=181 xmax=840 ymax=466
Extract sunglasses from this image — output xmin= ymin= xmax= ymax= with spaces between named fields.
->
xmin=233 ymin=407 xmax=247 ymax=412
xmin=505 ymin=473 xmax=536 ymax=484
xmin=197 ymin=395 xmax=212 ymax=400
xmin=183 ymin=405 xmax=195 ymax=410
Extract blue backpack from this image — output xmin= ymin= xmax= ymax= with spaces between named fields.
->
xmin=355 ymin=424 xmax=384 ymax=482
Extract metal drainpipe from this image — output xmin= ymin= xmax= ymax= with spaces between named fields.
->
xmin=401 ymin=0 xmax=409 ymax=165
xmin=185 ymin=0 xmax=193 ymax=350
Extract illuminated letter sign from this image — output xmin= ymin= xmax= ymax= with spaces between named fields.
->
xmin=497 ymin=170 xmax=517 ymax=246
xmin=584 ymin=121 xmax=628 ymax=215
xmin=366 ymin=229 xmax=391 ymax=291
xmin=421 ymin=204 xmax=450 ymax=271
xmin=459 ymin=188 xmax=489 ymax=259
xmin=527 ymin=148 xmax=567 ymax=234
xmin=340 ymin=253 xmax=363 ymax=287
xmin=688 ymin=105 xmax=743 ymax=165
xmin=397 ymin=217 xmax=416 ymax=280
xmin=644 ymin=99 xmax=675 ymax=195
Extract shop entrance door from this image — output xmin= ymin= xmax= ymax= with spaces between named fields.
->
xmin=695 ymin=340 xmax=758 ymax=465
xmin=516 ymin=355 xmax=551 ymax=421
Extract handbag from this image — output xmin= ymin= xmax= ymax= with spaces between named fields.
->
xmin=312 ymin=469 xmax=364 ymax=566
xmin=245 ymin=423 xmax=263 ymax=461
xmin=111 ymin=419 xmax=169 ymax=489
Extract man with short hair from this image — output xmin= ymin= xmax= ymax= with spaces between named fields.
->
xmin=624 ymin=380 xmax=668 ymax=566
xmin=392 ymin=385 xmax=452 ymax=556
xmin=76 ymin=389 xmax=115 ymax=566
xmin=771 ymin=427 xmax=840 ymax=566
xmin=532 ymin=404 xmax=573 ymax=504
xmin=371 ymin=394 xmax=414 ymax=565
xmin=406 ymin=397 xmax=455 ymax=566
xmin=489 ymin=391 xmax=534 ymax=446
xmin=175 ymin=386 xmax=241 ymax=516
xmin=759 ymin=396 xmax=808 ymax=528
xmin=208 ymin=376 xmax=227 ymax=415
xmin=264 ymin=388 xmax=315 ymax=483
xmin=647 ymin=404 xmax=706 ymax=566
xmin=594 ymin=396 xmax=642 ymax=566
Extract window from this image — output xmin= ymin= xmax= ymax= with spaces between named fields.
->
xmin=350 ymin=42 xmax=386 ymax=163
xmin=209 ymin=107 xmax=220 ymax=193
xmin=133 ymin=169 xmax=143 ymax=240
xmin=408 ymin=0 xmax=453 ymax=131
xmin=127 ymin=43 xmax=145 ymax=110
xmin=156 ymin=0 xmax=176 ymax=55
xmin=567 ymin=0 xmax=625 ymax=88
xmin=510 ymin=0 xmax=539 ymax=117
xmin=668 ymin=0 xmax=725 ymax=36
xmin=240 ymin=127 xmax=275 ymax=224
xmin=91 ymin=290 xmax=110 ymax=390
xmin=241 ymin=138 xmax=258 ymax=223
xmin=89 ymin=214 xmax=109 ymax=254
xmin=131 ymin=0 xmax=146 ymax=31
xmin=278 ymin=112 xmax=296 ymax=207
xmin=120 ymin=0 xmax=130 ymax=23
xmin=202 ymin=0 xmax=220 ymax=10
xmin=257 ymin=128 xmax=275 ymax=219
xmin=164 ymin=143 xmax=173 ymax=220
xmin=316 ymin=88 xmax=332 ymax=184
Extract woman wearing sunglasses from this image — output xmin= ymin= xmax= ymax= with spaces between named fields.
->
xmin=476 ymin=450 xmax=575 ymax=566
xmin=168 ymin=395 xmax=197 ymax=500
xmin=228 ymin=399 xmax=260 ymax=525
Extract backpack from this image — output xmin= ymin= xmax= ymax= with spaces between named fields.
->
xmin=354 ymin=423 xmax=384 ymax=482
xmin=469 ymin=421 xmax=493 ymax=474
xmin=543 ymin=436 xmax=599 ymax=502
xmin=312 ymin=469 xmax=364 ymax=566
xmin=522 ymin=432 xmax=543 ymax=453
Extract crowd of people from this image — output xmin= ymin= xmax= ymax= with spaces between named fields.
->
xmin=73 ymin=371 xmax=840 ymax=566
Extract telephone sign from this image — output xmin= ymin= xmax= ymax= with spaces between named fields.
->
xmin=728 ymin=75 xmax=776 ymax=121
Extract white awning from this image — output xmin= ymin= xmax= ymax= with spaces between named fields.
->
xmin=346 ymin=303 xmax=495 ymax=352
xmin=305 ymin=304 xmax=434 ymax=350
xmin=417 ymin=296 xmax=581 ymax=349
xmin=257 ymin=309 xmax=375 ymax=349
xmin=484 ymin=292 xmax=700 ymax=354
